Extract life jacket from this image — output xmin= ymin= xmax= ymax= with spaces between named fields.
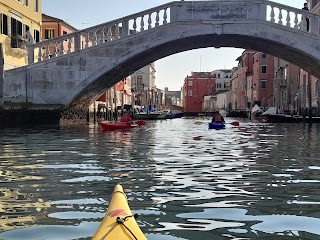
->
xmin=214 ymin=115 xmax=222 ymax=122
xmin=120 ymin=115 xmax=132 ymax=123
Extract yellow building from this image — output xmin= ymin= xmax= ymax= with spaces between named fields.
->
xmin=0 ymin=0 xmax=42 ymax=70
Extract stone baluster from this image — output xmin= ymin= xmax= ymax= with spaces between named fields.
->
xmin=107 ymin=26 xmax=112 ymax=41
xmin=93 ymin=31 xmax=98 ymax=46
xmin=163 ymin=8 xmax=168 ymax=24
xmin=133 ymin=18 xmax=137 ymax=33
xmin=100 ymin=28 xmax=105 ymax=43
xmin=59 ymin=42 xmax=64 ymax=56
xmin=294 ymin=13 xmax=298 ymax=29
xmin=115 ymin=25 xmax=120 ymax=39
xmin=278 ymin=8 xmax=283 ymax=25
xmin=67 ymin=38 xmax=72 ymax=54
xmin=286 ymin=10 xmax=290 ymax=27
xmin=85 ymin=33 xmax=89 ymax=48
xmin=45 ymin=45 xmax=50 ymax=59
xmin=52 ymin=43 xmax=57 ymax=58
xmin=140 ymin=16 xmax=144 ymax=32
xmin=148 ymin=14 xmax=152 ymax=29
xmin=155 ymin=11 xmax=160 ymax=27
xmin=270 ymin=6 xmax=275 ymax=23
xmin=37 ymin=46 xmax=42 ymax=62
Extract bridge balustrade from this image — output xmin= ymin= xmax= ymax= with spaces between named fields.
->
xmin=26 ymin=1 xmax=320 ymax=64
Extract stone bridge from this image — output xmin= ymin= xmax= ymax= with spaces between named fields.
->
xmin=1 ymin=0 xmax=320 ymax=125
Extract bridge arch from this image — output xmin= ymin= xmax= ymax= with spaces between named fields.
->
xmin=3 ymin=0 xmax=320 ymax=110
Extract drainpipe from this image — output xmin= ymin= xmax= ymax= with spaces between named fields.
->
xmin=0 ymin=43 xmax=3 ymax=109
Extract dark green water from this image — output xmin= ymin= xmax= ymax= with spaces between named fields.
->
xmin=0 ymin=118 xmax=320 ymax=239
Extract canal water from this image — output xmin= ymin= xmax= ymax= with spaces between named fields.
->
xmin=0 ymin=117 xmax=320 ymax=240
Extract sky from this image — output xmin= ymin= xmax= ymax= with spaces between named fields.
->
xmin=43 ymin=0 xmax=304 ymax=90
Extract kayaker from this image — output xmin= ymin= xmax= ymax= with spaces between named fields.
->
xmin=212 ymin=112 xmax=225 ymax=123
xmin=120 ymin=110 xmax=133 ymax=124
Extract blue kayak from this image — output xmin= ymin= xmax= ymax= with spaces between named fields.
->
xmin=208 ymin=122 xmax=225 ymax=129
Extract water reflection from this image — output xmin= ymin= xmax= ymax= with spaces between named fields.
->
xmin=0 ymin=119 xmax=320 ymax=239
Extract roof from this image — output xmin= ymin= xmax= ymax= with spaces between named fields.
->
xmin=42 ymin=14 xmax=77 ymax=31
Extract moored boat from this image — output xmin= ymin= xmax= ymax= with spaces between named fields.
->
xmin=208 ymin=122 xmax=225 ymax=129
xmin=92 ymin=184 xmax=147 ymax=240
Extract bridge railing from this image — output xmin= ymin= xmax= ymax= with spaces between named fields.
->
xmin=27 ymin=1 xmax=320 ymax=64
xmin=264 ymin=1 xmax=319 ymax=34
xmin=27 ymin=2 xmax=172 ymax=64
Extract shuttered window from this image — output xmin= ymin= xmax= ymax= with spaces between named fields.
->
xmin=1 ymin=14 xmax=8 ymax=35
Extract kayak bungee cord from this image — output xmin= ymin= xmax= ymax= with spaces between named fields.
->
xmin=100 ymin=214 xmax=139 ymax=240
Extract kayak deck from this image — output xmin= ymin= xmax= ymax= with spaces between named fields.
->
xmin=92 ymin=185 xmax=146 ymax=240
xmin=208 ymin=122 xmax=225 ymax=129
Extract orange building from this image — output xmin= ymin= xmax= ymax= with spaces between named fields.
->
xmin=41 ymin=14 xmax=77 ymax=56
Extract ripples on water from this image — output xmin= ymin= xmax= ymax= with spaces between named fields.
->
xmin=0 ymin=118 xmax=320 ymax=239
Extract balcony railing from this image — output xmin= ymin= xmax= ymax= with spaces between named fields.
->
xmin=11 ymin=35 xmax=26 ymax=50
xmin=274 ymin=78 xmax=288 ymax=88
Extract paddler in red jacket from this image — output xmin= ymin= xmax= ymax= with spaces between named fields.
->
xmin=120 ymin=110 xmax=133 ymax=124
xmin=212 ymin=112 xmax=225 ymax=123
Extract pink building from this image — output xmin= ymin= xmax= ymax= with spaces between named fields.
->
xmin=252 ymin=52 xmax=274 ymax=108
xmin=183 ymin=72 xmax=216 ymax=113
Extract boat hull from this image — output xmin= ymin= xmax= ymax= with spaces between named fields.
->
xmin=208 ymin=122 xmax=225 ymax=129
xmin=99 ymin=122 xmax=138 ymax=131
xmin=92 ymin=185 xmax=146 ymax=240
xmin=264 ymin=114 xmax=320 ymax=123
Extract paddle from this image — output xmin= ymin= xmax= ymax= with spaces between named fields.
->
xmin=194 ymin=121 xmax=240 ymax=126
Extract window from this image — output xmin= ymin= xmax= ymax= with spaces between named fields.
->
xmin=34 ymin=29 xmax=40 ymax=42
xmin=261 ymin=80 xmax=267 ymax=89
xmin=217 ymin=83 xmax=222 ymax=88
xmin=188 ymin=80 xmax=193 ymax=87
xmin=1 ymin=14 xmax=8 ymax=35
xmin=261 ymin=65 xmax=267 ymax=74
xmin=24 ymin=24 xmax=29 ymax=37
xmin=35 ymin=0 xmax=39 ymax=12
xmin=188 ymin=90 xmax=192 ymax=96
xmin=11 ymin=18 xmax=23 ymax=36
xmin=218 ymin=74 xmax=221 ymax=78
xmin=261 ymin=53 xmax=267 ymax=58
xmin=63 ymin=31 xmax=67 ymax=35
xmin=24 ymin=0 xmax=29 ymax=6
xmin=44 ymin=29 xmax=55 ymax=39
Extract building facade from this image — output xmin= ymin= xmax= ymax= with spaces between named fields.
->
xmin=131 ymin=63 xmax=157 ymax=109
xmin=0 ymin=0 xmax=42 ymax=70
xmin=211 ymin=69 xmax=232 ymax=93
xmin=252 ymin=52 xmax=274 ymax=108
xmin=274 ymin=58 xmax=300 ymax=114
xmin=183 ymin=72 xmax=215 ymax=113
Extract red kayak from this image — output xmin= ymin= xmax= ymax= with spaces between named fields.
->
xmin=99 ymin=120 xmax=145 ymax=131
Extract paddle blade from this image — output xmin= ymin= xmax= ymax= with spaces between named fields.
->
xmin=230 ymin=121 xmax=240 ymax=126
xmin=135 ymin=120 xmax=146 ymax=126
xmin=194 ymin=121 xmax=204 ymax=125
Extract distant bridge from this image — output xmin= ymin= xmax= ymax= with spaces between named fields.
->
xmin=2 ymin=0 xmax=320 ymax=114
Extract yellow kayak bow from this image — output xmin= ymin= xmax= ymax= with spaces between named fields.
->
xmin=92 ymin=184 xmax=147 ymax=240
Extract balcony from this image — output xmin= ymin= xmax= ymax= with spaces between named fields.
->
xmin=11 ymin=35 xmax=27 ymax=52
xmin=274 ymin=78 xmax=287 ymax=88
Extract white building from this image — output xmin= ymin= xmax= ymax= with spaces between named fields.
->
xmin=211 ymin=69 xmax=232 ymax=93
